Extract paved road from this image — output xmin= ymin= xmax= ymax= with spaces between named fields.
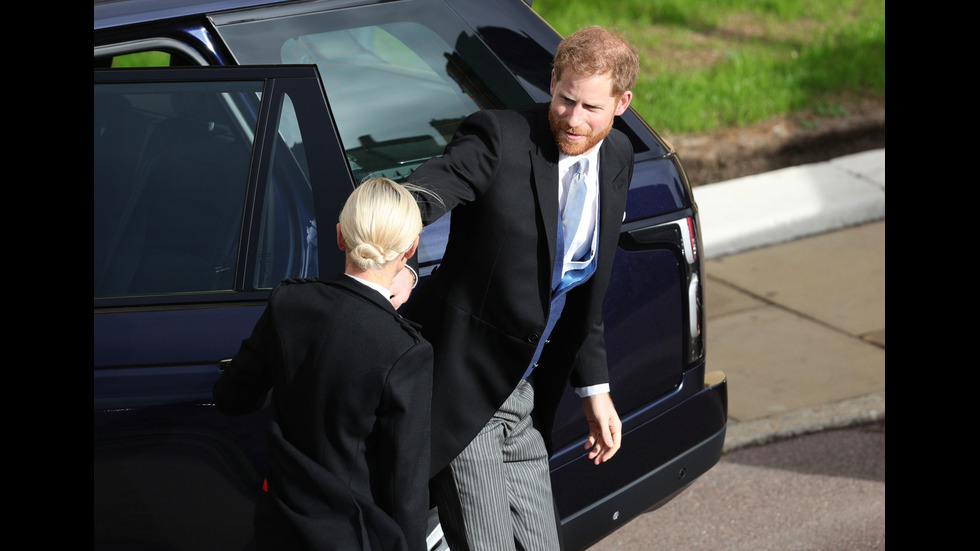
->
xmin=586 ymin=421 xmax=885 ymax=550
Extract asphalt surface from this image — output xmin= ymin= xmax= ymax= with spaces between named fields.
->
xmin=587 ymin=148 xmax=886 ymax=550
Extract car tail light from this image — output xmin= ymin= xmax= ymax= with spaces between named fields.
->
xmin=620 ymin=214 xmax=704 ymax=365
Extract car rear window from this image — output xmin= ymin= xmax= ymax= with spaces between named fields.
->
xmin=210 ymin=0 xmax=533 ymax=182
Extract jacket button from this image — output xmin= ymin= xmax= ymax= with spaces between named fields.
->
xmin=527 ymin=333 xmax=540 ymax=344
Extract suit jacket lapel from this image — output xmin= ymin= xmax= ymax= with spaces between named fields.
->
xmin=597 ymin=139 xmax=628 ymax=236
xmin=529 ymin=106 xmax=561 ymax=265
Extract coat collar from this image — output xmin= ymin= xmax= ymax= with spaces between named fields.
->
xmin=326 ymin=273 xmax=424 ymax=333
xmin=327 ymin=273 xmax=396 ymax=312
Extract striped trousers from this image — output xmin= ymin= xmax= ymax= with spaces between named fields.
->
xmin=431 ymin=379 xmax=561 ymax=550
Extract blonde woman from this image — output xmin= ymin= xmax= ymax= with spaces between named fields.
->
xmin=213 ymin=177 xmax=433 ymax=551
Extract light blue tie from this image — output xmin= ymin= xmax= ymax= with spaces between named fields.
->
xmin=562 ymin=159 xmax=589 ymax=261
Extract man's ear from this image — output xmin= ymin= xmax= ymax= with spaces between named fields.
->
xmin=614 ymin=90 xmax=633 ymax=117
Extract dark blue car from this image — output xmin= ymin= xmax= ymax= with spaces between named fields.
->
xmin=94 ymin=1 xmax=728 ymax=549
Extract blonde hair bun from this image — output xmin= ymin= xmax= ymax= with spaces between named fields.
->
xmin=339 ymin=177 xmax=424 ymax=271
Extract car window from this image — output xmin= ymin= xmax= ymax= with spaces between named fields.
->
xmin=94 ymin=37 xmax=209 ymax=68
xmin=210 ymin=0 xmax=534 ymax=182
xmin=103 ymin=51 xmax=172 ymax=67
xmin=252 ymin=93 xmax=320 ymax=289
xmin=94 ymin=80 xmax=259 ymax=297
xmin=94 ymin=77 xmax=320 ymax=298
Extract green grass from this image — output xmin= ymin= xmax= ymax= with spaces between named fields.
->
xmin=531 ymin=0 xmax=885 ymax=135
xmin=109 ymin=51 xmax=172 ymax=68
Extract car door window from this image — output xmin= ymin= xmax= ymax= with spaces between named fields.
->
xmin=252 ymin=93 xmax=320 ymax=289
xmin=94 ymin=68 xmax=334 ymax=300
xmin=94 ymin=80 xmax=261 ymax=298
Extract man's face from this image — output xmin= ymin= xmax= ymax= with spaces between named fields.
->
xmin=549 ymin=69 xmax=632 ymax=156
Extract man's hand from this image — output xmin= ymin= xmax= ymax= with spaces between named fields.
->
xmin=582 ymin=392 xmax=622 ymax=465
xmin=388 ymin=266 xmax=417 ymax=308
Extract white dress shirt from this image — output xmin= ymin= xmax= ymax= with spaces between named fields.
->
xmin=558 ymin=147 xmax=601 ymax=275
xmin=557 ymin=144 xmax=610 ymax=399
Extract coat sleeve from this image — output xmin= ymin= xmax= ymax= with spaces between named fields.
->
xmin=374 ymin=340 xmax=434 ymax=551
xmin=567 ymin=317 xmax=610 ymax=388
xmin=408 ymin=109 xmax=503 ymax=225
xmin=212 ymin=303 xmax=276 ymax=416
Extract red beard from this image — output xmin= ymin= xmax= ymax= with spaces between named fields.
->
xmin=549 ymin=107 xmax=613 ymax=156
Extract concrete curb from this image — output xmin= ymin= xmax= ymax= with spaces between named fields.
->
xmin=722 ymin=391 xmax=885 ymax=452
xmin=693 ymin=149 xmax=885 ymax=260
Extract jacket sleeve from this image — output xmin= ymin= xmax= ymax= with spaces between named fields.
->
xmin=568 ymin=317 xmax=610 ymax=388
xmin=212 ymin=303 xmax=276 ymax=416
xmin=374 ymin=341 xmax=434 ymax=551
xmin=408 ymin=109 xmax=503 ymax=225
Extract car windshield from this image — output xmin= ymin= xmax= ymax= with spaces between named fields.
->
xmin=211 ymin=0 xmax=534 ymax=182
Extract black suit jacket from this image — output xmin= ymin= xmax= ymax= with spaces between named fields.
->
xmin=213 ymin=276 xmax=433 ymax=551
xmin=404 ymin=103 xmax=633 ymax=476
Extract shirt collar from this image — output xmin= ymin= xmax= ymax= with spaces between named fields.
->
xmin=344 ymin=273 xmax=392 ymax=301
xmin=558 ymin=139 xmax=603 ymax=176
